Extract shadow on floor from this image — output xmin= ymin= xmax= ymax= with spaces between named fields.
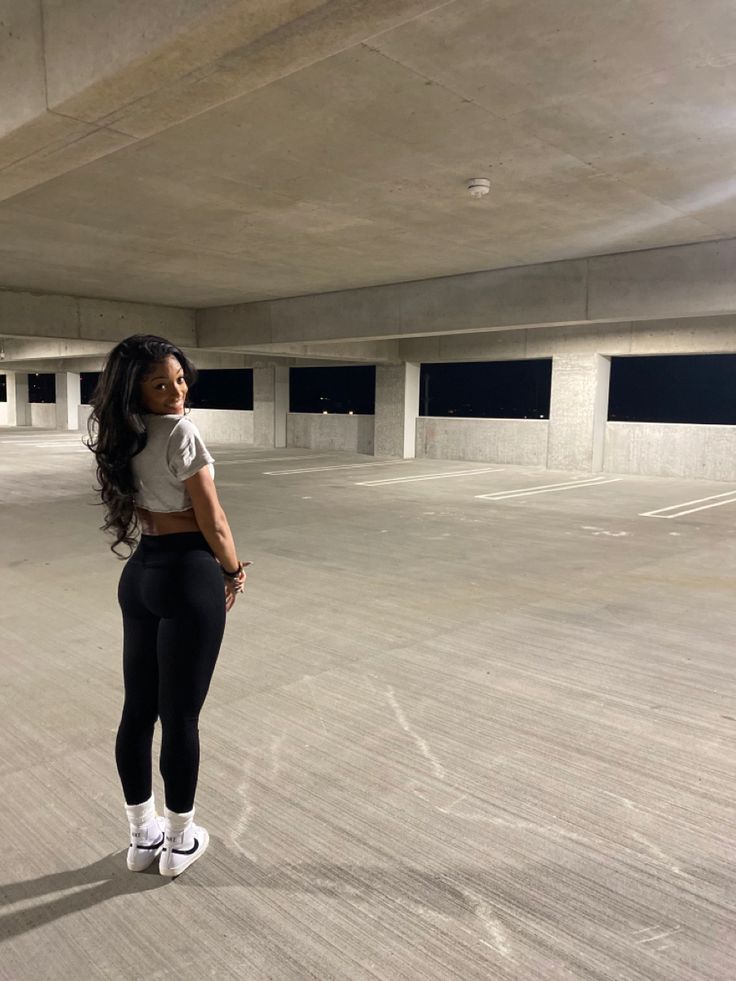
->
xmin=0 ymin=851 xmax=168 ymax=940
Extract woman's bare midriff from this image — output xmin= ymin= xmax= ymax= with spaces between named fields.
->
xmin=136 ymin=506 xmax=201 ymax=536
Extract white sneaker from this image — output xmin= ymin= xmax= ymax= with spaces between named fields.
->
xmin=127 ymin=816 xmax=165 ymax=872
xmin=159 ymin=823 xmax=210 ymax=878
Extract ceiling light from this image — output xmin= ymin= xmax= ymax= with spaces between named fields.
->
xmin=467 ymin=178 xmax=490 ymax=199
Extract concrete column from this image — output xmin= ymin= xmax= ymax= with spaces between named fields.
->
xmin=54 ymin=371 xmax=81 ymax=430
xmin=547 ymin=354 xmax=611 ymax=472
xmin=4 ymin=372 xmax=31 ymax=426
xmin=374 ymin=363 xmax=420 ymax=458
xmin=253 ymin=365 xmax=288 ymax=448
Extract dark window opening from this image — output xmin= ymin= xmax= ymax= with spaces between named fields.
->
xmin=290 ymin=366 xmax=376 ymax=414
xmin=608 ymin=354 xmax=736 ymax=424
xmin=0 ymin=375 xmax=6 ymax=403
xmin=188 ymin=369 xmax=253 ymax=410
xmin=420 ymin=359 xmax=552 ymax=419
xmin=80 ymin=372 xmax=100 ymax=405
xmin=29 ymin=373 xmax=56 ymax=404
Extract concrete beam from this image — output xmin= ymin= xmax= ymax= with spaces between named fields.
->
xmin=206 ymin=340 xmax=401 ymax=363
xmin=0 ymin=351 xmax=259 ymax=375
xmin=197 ymin=239 xmax=736 ymax=349
xmin=399 ymin=314 xmax=736 ymax=363
xmin=0 ymin=289 xmax=194 ymax=344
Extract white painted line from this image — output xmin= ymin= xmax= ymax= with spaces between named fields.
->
xmin=216 ymin=454 xmax=335 ymax=466
xmin=264 ymin=461 xmax=411 ymax=475
xmin=476 ymin=476 xmax=619 ymax=501
xmin=639 ymin=489 xmax=736 ymax=517
xmin=641 ymin=496 xmax=736 ymax=519
xmin=357 ymin=467 xmax=504 ymax=486
xmin=2 ymin=442 xmax=88 ymax=450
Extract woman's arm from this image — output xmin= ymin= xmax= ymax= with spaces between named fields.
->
xmin=185 ymin=467 xmax=240 ymax=573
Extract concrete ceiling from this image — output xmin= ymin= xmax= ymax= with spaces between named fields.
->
xmin=3 ymin=0 xmax=736 ymax=308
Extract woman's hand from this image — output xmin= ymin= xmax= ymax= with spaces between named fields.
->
xmin=224 ymin=565 xmax=248 ymax=612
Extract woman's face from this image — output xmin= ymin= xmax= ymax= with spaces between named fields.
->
xmin=139 ymin=356 xmax=188 ymax=415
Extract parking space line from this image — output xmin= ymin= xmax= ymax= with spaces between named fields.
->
xmin=357 ymin=467 xmax=504 ymax=486
xmin=264 ymin=461 xmax=411 ymax=475
xmin=5 ymin=443 xmax=88 ymax=450
xmin=640 ymin=491 xmax=736 ymax=519
xmin=476 ymin=476 xmax=619 ymax=501
xmin=216 ymin=454 xmax=335 ymax=466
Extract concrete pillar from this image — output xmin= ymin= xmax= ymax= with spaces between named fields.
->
xmin=55 ymin=371 xmax=81 ymax=431
xmin=547 ymin=354 xmax=611 ymax=472
xmin=374 ymin=363 xmax=420 ymax=458
xmin=4 ymin=372 xmax=31 ymax=426
xmin=253 ymin=365 xmax=288 ymax=448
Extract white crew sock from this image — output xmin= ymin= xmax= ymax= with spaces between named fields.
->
xmin=125 ymin=793 xmax=156 ymax=826
xmin=125 ymin=794 xmax=159 ymax=842
xmin=164 ymin=806 xmax=195 ymax=848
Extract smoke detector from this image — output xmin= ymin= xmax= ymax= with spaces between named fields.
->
xmin=467 ymin=178 xmax=490 ymax=199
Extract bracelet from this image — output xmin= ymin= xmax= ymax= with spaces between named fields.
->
xmin=221 ymin=561 xmax=243 ymax=579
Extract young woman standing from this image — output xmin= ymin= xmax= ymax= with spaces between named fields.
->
xmin=87 ymin=334 xmax=248 ymax=877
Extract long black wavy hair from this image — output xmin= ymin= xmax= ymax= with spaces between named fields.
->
xmin=85 ymin=334 xmax=198 ymax=557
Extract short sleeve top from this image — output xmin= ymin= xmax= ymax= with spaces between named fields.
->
xmin=131 ymin=414 xmax=215 ymax=512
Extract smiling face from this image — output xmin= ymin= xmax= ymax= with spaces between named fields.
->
xmin=139 ymin=356 xmax=188 ymax=415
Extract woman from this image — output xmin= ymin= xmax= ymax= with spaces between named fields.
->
xmin=86 ymin=334 xmax=248 ymax=878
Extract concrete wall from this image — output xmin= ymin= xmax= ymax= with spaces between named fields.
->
xmin=78 ymin=404 xmax=93 ymax=432
xmin=417 ymin=417 xmax=549 ymax=466
xmin=287 ymin=413 xmax=374 ymax=454
xmin=188 ymin=408 xmax=254 ymax=444
xmin=0 ymin=403 xmax=8 ymax=426
xmin=30 ymin=404 xmax=56 ymax=428
xmin=77 ymin=404 xmax=254 ymax=444
xmin=605 ymin=422 xmax=736 ymax=482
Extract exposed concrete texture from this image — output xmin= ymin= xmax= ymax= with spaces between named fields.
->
xmin=3 ymin=3 xmax=735 ymax=306
xmin=417 ymin=417 xmax=549 ymax=467
xmin=196 ymin=260 xmax=588 ymax=346
xmin=30 ymin=403 xmax=56 ymax=429
xmin=0 ymin=1 xmax=452 ymax=206
xmin=275 ymin=364 xmax=288 ymax=449
xmin=3 ymin=372 xmax=29 ymax=427
xmin=0 ymin=338 xmax=114 ymax=363
xmin=374 ymin=363 xmax=420 ymax=459
xmin=287 ymin=412 xmax=374 ymax=454
xmin=77 ymin=404 xmax=254 ymax=444
xmin=588 ymin=239 xmax=736 ymax=322
xmin=189 ymin=408 xmax=254 ymax=445
xmin=0 ymin=1 xmax=46 ymax=141
xmin=0 ymin=371 xmax=17 ymax=426
xmin=0 ymin=290 xmax=194 ymax=344
xmin=605 ymin=422 xmax=736 ymax=482
xmin=78 ymin=404 xmax=93 ymax=433
xmin=253 ymin=365 xmax=288 ymax=448
xmin=400 ymin=314 xmax=736 ymax=364
xmin=2 ymin=437 xmax=735 ymax=980
xmin=547 ymin=354 xmax=611 ymax=472
xmin=197 ymin=240 xmax=736 ymax=350
xmin=54 ymin=371 xmax=80 ymax=432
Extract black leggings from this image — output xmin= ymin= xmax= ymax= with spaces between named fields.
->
xmin=116 ymin=532 xmax=226 ymax=812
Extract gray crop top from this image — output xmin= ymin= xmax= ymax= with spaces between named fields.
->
xmin=132 ymin=414 xmax=215 ymax=513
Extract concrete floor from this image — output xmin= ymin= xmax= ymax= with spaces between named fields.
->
xmin=1 ymin=428 xmax=734 ymax=981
